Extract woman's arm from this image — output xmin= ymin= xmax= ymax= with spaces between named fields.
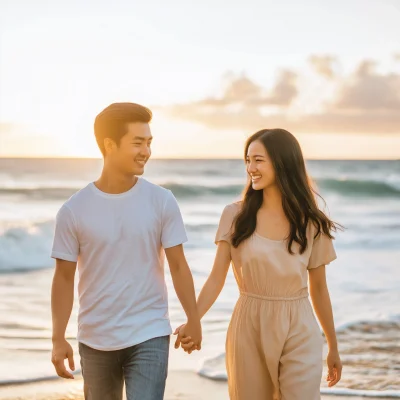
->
xmin=309 ymin=265 xmax=342 ymax=387
xmin=197 ymin=241 xmax=231 ymax=319
xmin=174 ymin=241 xmax=231 ymax=350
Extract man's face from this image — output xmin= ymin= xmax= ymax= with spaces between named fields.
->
xmin=106 ymin=122 xmax=152 ymax=175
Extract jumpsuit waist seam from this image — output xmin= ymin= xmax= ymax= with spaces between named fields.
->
xmin=240 ymin=291 xmax=309 ymax=301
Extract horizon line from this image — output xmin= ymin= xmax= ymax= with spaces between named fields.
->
xmin=0 ymin=155 xmax=399 ymax=162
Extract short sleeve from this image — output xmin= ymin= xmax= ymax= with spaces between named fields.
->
xmin=215 ymin=204 xmax=237 ymax=245
xmin=307 ymin=232 xmax=337 ymax=270
xmin=161 ymin=191 xmax=188 ymax=249
xmin=51 ymin=205 xmax=79 ymax=262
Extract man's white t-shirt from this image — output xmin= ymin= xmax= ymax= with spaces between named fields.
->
xmin=51 ymin=177 xmax=187 ymax=351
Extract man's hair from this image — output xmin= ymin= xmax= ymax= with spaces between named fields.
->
xmin=94 ymin=102 xmax=152 ymax=156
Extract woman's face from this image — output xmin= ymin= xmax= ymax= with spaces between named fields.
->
xmin=246 ymin=140 xmax=276 ymax=191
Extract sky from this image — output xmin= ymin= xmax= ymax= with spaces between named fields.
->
xmin=0 ymin=0 xmax=399 ymax=159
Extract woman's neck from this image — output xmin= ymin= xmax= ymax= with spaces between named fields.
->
xmin=262 ymin=185 xmax=283 ymax=211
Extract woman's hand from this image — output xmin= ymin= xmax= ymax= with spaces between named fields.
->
xmin=173 ymin=323 xmax=199 ymax=354
xmin=326 ymin=348 xmax=342 ymax=387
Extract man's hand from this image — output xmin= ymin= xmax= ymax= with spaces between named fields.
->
xmin=174 ymin=319 xmax=202 ymax=354
xmin=51 ymin=338 xmax=75 ymax=379
xmin=165 ymin=244 xmax=202 ymax=353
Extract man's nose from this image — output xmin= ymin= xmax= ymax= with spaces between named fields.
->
xmin=141 ymin=145 xmax=151 ymax=158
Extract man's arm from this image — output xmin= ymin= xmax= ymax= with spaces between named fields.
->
xmin=165 ymin=245 xmax=202 ymax=350
xmin=174 ymin=241 xmax=231 ymax=352
xmin=51 ymin=259 xmax=76 ymax=379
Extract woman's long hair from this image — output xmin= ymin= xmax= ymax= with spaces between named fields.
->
xmin=231 ymin=128 xmax=341 ymax=254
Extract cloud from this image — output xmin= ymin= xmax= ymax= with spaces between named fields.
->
xmin=166 ymin=104 xmax=400 ymax=134
xmin=334 ymin=61 xmax=400 ymax=111
xmin=268 ymin=70 xmax=298 ymax=106
xmin=309 ymin=55 xmax=338 ymax=79
xmin=193 ymin=70 xmax=298 ymax=107
xmin=161 ymin=57 xmax=400 ymax=135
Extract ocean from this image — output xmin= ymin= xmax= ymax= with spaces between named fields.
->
xmin=0 ymin=158 xmax=399 ymax=397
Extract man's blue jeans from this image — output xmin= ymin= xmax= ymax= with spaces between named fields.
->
xmin=79 ymin=336 xmax=170 ymax=400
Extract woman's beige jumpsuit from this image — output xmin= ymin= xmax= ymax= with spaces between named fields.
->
xmin=215 ymin=203 xmax=337 ymax=400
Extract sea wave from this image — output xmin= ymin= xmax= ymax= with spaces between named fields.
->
xmin=0 ymin=187 xmax=81 ymax=200
xmin=315 ymin=178 xmax=400 ymax=197
xmin=1 ymin=217 xmax=399 ymax=271
xmin=0 ymin=221 xmax=55 ymax=272
xmin=1 ymin=177 xmax=400 ymax=201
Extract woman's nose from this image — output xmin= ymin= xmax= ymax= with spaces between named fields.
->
xmin=247 ymin=162 xmax=257 ymax=174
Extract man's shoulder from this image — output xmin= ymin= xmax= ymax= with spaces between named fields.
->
xmin=60 ymin=183 xmax=93 ymax=211
xmin=140 ymin=178 xmax=172 ymax=198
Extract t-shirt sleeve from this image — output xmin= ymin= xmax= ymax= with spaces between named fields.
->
xmin=51 ymin=205 xmax=79 ymax=262
xmin=307 ymin=231 xmax=337 ymax=270
xmin=215 ymin=204 xmax=236 ymax=245
xmin=161 ymin=191 xmax=188 ymax=249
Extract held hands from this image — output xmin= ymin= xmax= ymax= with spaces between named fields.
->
xmin=326 ymin=348 xmax=342 ymax=387
xmin=51 ymin=338 xmax=75 ymax=379
xmin=173 ymin=318 xmax=202 ymax=354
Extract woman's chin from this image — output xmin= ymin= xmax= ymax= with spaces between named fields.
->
xmin=251 ymin=182 xmax=264 ymax=191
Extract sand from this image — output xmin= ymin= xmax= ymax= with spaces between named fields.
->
xmin=0 ymin=342 xmax=394 ymax=400
xmin=0 ymin=372 xmax=392 ymax=400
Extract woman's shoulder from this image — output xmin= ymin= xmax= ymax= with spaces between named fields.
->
xmin=218 ymin=201 xmax=242 ymax=224
xmin=223 ymin=201 xmax=242 ymax=215
xmin=306 ymin=219 xmax=334 ymax=242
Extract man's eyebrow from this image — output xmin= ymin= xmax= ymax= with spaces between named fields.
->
xmin=132 ymin=136 xmax=153 ymax=141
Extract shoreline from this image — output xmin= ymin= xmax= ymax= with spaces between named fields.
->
xmin=0 ymin=373 xmax=396 ymax=400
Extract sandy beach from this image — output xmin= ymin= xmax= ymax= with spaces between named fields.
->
xmin=1 ymin=331 xmax=398 ymax=400
xmin=0 ymin=339 xmax=395 ymax=400
xmin=0 ymin=371 xmax=390 ymax=400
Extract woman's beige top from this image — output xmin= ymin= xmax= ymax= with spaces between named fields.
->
xmin=215 ymin=202 xmax=337 ymax=299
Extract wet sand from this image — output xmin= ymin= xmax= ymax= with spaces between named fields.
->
xmin=0 ymin=372 xmax=393 ymax=400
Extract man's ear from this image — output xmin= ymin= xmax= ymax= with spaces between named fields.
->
xmin=103 ymin=138 xmax=116 ymax=155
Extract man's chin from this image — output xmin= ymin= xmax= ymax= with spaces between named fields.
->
xmin=132 ymin=167 xmax=145 ymax=176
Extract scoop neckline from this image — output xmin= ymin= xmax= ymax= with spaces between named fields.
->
xmin=254 ymin=231 xmax=287 ymax=243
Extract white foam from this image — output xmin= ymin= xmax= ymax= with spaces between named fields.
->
xmin=197 ymin=353 xmax=227 ymax=381
xmin=320 ymin=388 xmax=400 ymax=397
xmin=0 ymin=221 xmax=55 ymax=271
xmin=197 ymin=354 xmax=400 ymax=397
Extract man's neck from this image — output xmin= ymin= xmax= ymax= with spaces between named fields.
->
xmin=95 ymin=169 xmax=138 ymax=195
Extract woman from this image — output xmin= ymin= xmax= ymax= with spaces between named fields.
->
xmin=175 ymin=128 xmax=342 ymax=400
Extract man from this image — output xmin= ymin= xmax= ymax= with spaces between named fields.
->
xmin=50 ymin=102 xmax=202 ymax=400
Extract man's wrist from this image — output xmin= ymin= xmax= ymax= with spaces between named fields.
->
xmin=52 ymin=335 xmax=66 ymax=343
